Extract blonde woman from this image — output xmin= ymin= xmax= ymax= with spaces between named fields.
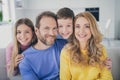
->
xmin=57 ymin=7 xmax=112 ymax=70
xmin=6 ymin=18 xmax=37 ymax=78
xmin=60 ymin=11 xmax=113 ymax=80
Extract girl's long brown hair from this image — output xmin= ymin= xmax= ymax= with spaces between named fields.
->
xmin=9 ymin=18 xmax=37 ymax=76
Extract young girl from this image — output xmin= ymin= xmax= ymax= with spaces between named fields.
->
xmin=6 ymin=18 xmax=37 ymax=77
xmin=60 ymin=11 xmax=113 ymax=80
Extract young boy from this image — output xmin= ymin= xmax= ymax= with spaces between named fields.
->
xmin=57 ymin=7 xmax=74 ymax=41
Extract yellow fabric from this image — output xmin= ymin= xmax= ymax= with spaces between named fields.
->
xmin=60 ymin=46 xmax=113 ymax=80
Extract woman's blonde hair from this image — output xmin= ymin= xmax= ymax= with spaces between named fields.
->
xmin=65 ymin=11 xmax=103 ymax=66
xmin=9 ymin=18 xmax=37 ymax=76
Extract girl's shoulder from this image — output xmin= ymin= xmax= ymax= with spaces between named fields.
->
xmin=6 ymin=42 xmax=14 ymax=50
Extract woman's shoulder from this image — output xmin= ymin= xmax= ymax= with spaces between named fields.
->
xmin=61 ymin=43 xmax=71 ymax=55
xmin=98 ymin=44 xmax=106 ymax=51
xmin=99 ymin=44 xmax=108 ymax=60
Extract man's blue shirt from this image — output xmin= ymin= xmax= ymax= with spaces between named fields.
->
xmin=19 ymin=39 xmax=67 ymax=80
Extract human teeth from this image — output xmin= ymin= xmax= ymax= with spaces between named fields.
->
xmin=79 ymin=34 xmax=86 ymax=38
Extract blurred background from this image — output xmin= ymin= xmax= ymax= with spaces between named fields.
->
xmin=0 ymin=0 xmax=120 ymax=48
xmin=0 ymin=0 xmax=120 ymax=80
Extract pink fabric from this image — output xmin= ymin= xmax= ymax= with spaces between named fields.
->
xmin=20 ymin=45 xmax=29 ymax=51
xmin=5 ymin=42 xmax=30 ymax=75
xmin=6 ymin=42 xmax=28 ymax=68
xmin=6 ymin=42 xmax=13 ymax=71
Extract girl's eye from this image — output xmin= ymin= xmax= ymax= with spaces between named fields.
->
xmin=67 ymin=25 xmax=72 ymax=27
xmin=25 ymin=31 xmax=30 ymax=33
xmin=17 ymin=31 xmax=21 ymax=34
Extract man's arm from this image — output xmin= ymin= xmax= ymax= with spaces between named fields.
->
xmin=19 ymin=58 xmax=39 ymax=80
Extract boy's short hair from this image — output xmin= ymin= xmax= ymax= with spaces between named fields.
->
xmin=57 ymin=7 xmax=74 ymax=19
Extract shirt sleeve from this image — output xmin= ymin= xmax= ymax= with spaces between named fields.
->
xmin=19 ymin=57 xmax=39 ymax=80
xmin=97 ymin=46 xmax=113 ymax=80
xmin=97 ymin=68 xmax=113 ymax=80
xmin=6 ymin=42 xmax=20 ymax=76
xmin=60 ymin=48 xmax=71 ymax=80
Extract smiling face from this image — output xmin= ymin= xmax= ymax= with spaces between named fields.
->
xmin=35 ymin=16 xmax=58 ymax=46
xmin=74 ymin=17 xmax=92 ymax=45
xmin=16 ymin=24 xmax=33 ymax=47
xmin=58 ymin=18 xmax=73 ymax=39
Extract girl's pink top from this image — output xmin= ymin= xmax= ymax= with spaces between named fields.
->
xmin=6 ymin=42 xmax=13 ymax=70
xmin=6 ymin=42 xmax=29 ymax=75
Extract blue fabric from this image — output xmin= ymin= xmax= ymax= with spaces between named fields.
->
xmin=19 ymin=39 xmax=67 ymax=80
xmin=56 ymin=34 xmax=63 ymax=39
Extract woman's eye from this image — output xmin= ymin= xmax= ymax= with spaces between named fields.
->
xmin=86 ymin=25 xmax=90 ymax=28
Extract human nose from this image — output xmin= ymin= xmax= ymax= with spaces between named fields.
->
xmin=49 ymin=30 xmax=56 ymax=35
xmin=20 ymin=32 xmax=25 ymax=38
xmin=62 ymin=27 xmax=67 ymax=33
xmin=79 ymin=27 xmax=84 ymax=33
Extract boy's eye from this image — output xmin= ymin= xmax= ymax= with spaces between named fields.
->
xmin=75 ymin=25 xmax=80 ymax=28
xmin=58 ymin=25 xmax=63 ymax=28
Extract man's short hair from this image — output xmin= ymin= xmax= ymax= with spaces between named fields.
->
xmin=35 ymin=11 xmax=57 ymax=28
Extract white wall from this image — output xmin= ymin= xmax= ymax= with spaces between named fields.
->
xmin=13 ymin=0 xmax=115 ymax=39
xmin=0 ymin=23 xmax=13 ymax=48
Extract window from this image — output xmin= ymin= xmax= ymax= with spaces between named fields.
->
xmin=1 ymin=0 xmax=10 ymax=22
xmin=85 ymin=7 xmax=99 ymax=21
xmin=0 ymin=0 xmax=2 ymax=21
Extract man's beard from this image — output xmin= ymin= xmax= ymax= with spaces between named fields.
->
xmin=38 ymin=35 xmax=56 ymax=46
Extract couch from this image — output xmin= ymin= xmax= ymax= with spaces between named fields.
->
xmin=0 ymin=48 xmax=120 ymax=80
xmin=107 ymin=48 xmax=120 ymax=80
xmin=0 ymin=48 xmax=21 ymax=80
xmin=0 ymin=48 xmax=9 ymax=80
